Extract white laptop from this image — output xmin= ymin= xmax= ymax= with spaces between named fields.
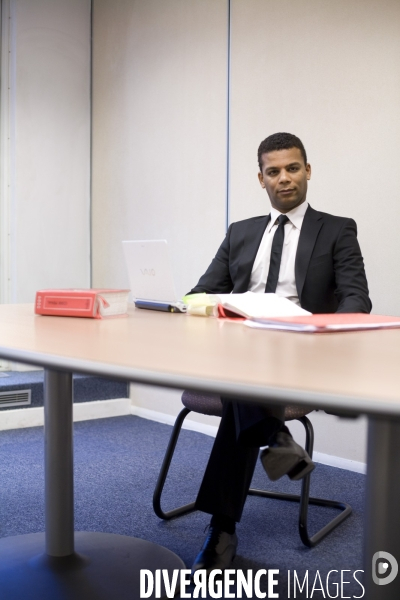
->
xmin=122 ymin=240 xmax=186 ymax=312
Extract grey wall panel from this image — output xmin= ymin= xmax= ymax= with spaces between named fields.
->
xmin=12 ymin=0 xmax=91 ymax=302
xmin=91 ymin=0 xmax=228 ymax=298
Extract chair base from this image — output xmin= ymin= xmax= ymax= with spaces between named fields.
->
xmin=153 ymin=408 xmax=352 ymax=548
xmin=247 ymin=489 xmax=351 ymax=547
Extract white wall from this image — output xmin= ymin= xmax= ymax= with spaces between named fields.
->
xmin=91 ymin=0 xmax=228 ymax=298
xmin=91 ymin=0 xmax=229 ymax=454
xmin=9 ymin=0 xmax=91 ymax=302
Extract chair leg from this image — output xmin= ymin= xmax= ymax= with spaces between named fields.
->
xmin=248 ymin=415 xmax=352 ymax=547
xmin=153 ymin=407 xmax=197 ymax=519
xmin=154 ymin=412 xmax=352 ymax=547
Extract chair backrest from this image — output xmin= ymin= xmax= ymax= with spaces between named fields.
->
xmin=181 ymin=390 xmax=312 ymax=421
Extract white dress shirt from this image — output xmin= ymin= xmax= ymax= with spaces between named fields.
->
xmin=248 ymin=201 xmax=309 ymax=305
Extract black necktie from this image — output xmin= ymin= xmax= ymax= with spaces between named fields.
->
xmin=265 ymin=214 xmax=289 ymax=293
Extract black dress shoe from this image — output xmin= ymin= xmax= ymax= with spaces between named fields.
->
xmin=191 ymin=526 xmax=238 ymax=576
xmin=260 ymin=431 xmax=315 ymax=481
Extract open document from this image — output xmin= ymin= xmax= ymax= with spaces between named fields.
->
xmin=184 ymin=291 xmax=310 ymax=319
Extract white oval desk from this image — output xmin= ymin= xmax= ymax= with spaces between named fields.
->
xmin=1 ymin=304 xmax=400 ymax=600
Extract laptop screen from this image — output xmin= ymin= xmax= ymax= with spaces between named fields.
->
xmin=122 ymin=240 xmax=178 ymax=303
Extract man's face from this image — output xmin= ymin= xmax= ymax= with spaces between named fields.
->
xmin=258 ymin=147 xmax=311 ymax=213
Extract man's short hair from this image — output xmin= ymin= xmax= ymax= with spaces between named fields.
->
xmin=258 ymin=133 xmax=307 ymax=171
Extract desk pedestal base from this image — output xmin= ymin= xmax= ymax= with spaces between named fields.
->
xmin=0 ymin=531 xmax=185 ymax=599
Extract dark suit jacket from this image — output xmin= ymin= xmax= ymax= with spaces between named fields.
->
xmin=190 ymin=205 xmax=371 ymax=314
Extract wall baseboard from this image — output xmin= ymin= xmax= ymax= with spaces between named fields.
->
xmin=0 ymin=398 xmax=131 ymax=431
xmin=312 ymin=451 xmax=366 ymax=474
xmin=0 ymin=401 xmax=367 ymax=474
xmin=130 ymin=405 xmax=220 ymax=438
xmin=130 ymin=405 xmax=367 ymax=474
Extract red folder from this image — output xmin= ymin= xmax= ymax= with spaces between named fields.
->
xmin=248 ymin=313 xmax=400 ymax=333
xmin=35 ymin=289 xmax=130 ymax=319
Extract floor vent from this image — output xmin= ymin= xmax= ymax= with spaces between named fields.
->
xmin=0 ymin=389 xmax=31 ymax=408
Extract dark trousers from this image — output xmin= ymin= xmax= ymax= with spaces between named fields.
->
xmin=195 ymin=399 xmax=285 ymax=522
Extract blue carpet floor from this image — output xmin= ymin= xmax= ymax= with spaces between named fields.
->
xmin=0 ymin=415 xmax=366 ymax=598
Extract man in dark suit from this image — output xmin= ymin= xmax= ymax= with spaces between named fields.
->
xmin=189 ymin=132 xmax=371 ymax=574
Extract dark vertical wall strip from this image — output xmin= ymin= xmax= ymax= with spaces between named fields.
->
xmin=89 ymin=0 xmax=94 ymax=287
xmin=226 ymin=0 xmax=231 ymax=231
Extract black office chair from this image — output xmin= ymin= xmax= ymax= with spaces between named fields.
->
xmin=153 ymin=391 xmax=352 ymax=548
